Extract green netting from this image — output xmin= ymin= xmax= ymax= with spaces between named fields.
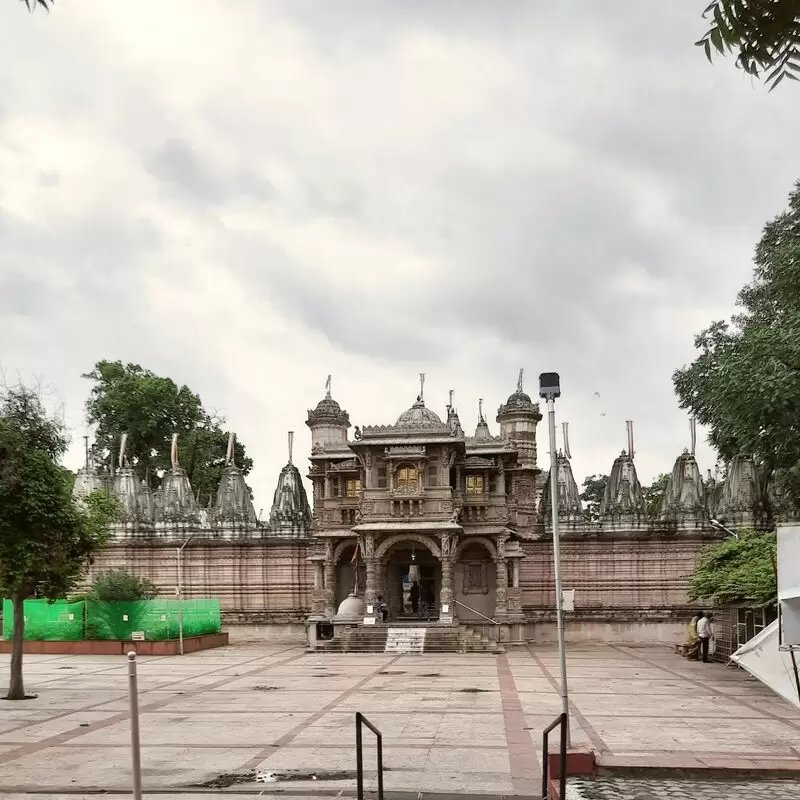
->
xmin=2 ymin=599 xmax=85 ymax=641
xmin=85 ymin=599 xmax=221 ymax=641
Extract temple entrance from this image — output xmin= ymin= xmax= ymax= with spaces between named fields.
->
xmin=381 ymin=542 xmax=440 ymax=622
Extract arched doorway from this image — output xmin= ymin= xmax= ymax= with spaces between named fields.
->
xmin=377 ymin=536 xmax=441 ymax=621
xmin=454 ymin=538 xmax=497 ymax=622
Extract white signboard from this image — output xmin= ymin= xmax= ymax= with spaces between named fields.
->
xmin=131 ymin=631 xmax=145 ymax=641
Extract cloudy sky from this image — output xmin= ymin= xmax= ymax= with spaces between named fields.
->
xmin=1 ymin=1 xmax=799 ymax=510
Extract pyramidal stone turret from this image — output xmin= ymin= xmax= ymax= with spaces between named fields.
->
xmin=156 ymin=434 xmax=199 ymax=527
xmin=110 ymin=433 xmax=154 ymax=537
xmin=660 ymin=449 xmax=706 ymax=527
xmin=474 ymin=398 xmax=491 ymax=440
xmin=72 ymin=440 xmax=108 ymax=504
xmin=600 ymin=423 xmax=645 ymax=523
xmin=210 ymin=432 xmax=258 ymax=537
xmin=268 ymin=431 xmax=312 ymax=539
xmin=542 ymin=422 xmax=583 ymax=525
xmin=716 ymin=453 xmax=765 ymax=528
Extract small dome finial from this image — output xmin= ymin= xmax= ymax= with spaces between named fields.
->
xmin=325 ymin=374 xmax=332 ymax=399
xmin=171 ymin=433 xmax=179 ymax=471
xmin=288 ymin=431 xmax=294 ymax=465
xmin=517 ymin=368 xmax=524 ymax=393
xmin=419 ymin=372 xmax=426 ymax=403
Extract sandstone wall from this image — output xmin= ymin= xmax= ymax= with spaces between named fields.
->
xmin=87 ymin=541 xmax=313 ymax=626
xmin=520 ymin=533 xmax=718 ymax=623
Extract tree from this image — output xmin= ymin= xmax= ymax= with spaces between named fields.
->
xmin=689 ymin=529 xmax=776 ymax=604
xmin=83 ymin=361 xmax=253 ymax=502
xmin=642 ymin=473 xmax=670 ymax=520
xmin=89 ymin=569 xmax=157 ymax=602
xmin=21 ymin=0 xmax=53 ymax=9
xmin=673 ymin=180 xmax=800 ymax=504
xmin=0 ymin=386 xmax=117 ymax=700
xmin=697 ymin=1 xmax=800 ymax=90
xmin=580 ymin=474 xmax=608 ymax=523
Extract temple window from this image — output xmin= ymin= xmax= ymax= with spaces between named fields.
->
xmin=396 ymin=465 xmax=417 ymax=490
xmin=346 ymin=479 xmax=362 ymax=498
xmin=465 ymin=475 xmax=484 ymax=495
xmin=464 ymin=562 xmax=488 ymax=593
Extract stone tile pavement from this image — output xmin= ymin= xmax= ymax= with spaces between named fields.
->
xmin=566 ymin=776 xmax=800 ymax=799
xmin=0 ymin=642 xmax=798 ymax=797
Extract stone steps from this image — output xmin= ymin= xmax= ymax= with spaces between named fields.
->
xmin=315 ymin=624 xmax=500 ymax=654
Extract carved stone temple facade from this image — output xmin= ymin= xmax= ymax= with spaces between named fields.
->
xmin=74 ymin=375 xmax=789 ymax=645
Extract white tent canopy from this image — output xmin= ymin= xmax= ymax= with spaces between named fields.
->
xmin=730 ymin=619 xmax=800 ymax=710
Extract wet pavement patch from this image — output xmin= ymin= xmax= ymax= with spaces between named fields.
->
xmin=419 ymin=672 xmax=441 ymax=677
xmin=197 ymin=769 xmax=361 ymax=787
xmin=379 ymin=670 xmax=406 ymax=675
xmin=253 ymin=685 xmax=279 ymax=691
xmin=460 ymin=687 xmax=489 ymax=693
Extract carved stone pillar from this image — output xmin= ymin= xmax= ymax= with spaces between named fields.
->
xmin=310 ymin=560 xmax=326 ymax=616
xmin=497 ymin=461 xmax=506 ymax=496
xmin=439 ymin=533 xmax=455 ymax=623
xmin=494 ymin=535 xmax=508 ymax=622
xmin=512 ymin=559 xmax=520 ymax=589
xmin=324 ymin=467 xmax=331 ymax=499
xmin=323 ymin=545 xmax=336 ymax=618
xmin=363 ymin=534 xmax=376 ymax=618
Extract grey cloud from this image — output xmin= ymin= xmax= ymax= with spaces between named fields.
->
xmin=145 ymin=138 xmax=274 ymax=204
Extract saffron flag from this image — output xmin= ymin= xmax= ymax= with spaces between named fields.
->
xmin=351 ymin=542 xmax=359 ymax=563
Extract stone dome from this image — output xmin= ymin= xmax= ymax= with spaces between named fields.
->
xmin=504 ymin=390 xmax=533 ymax=406
xmin=395 ymin=398 xmax=443 ymax=428
xmin=335 ymin=593 xmax=365 ymax=621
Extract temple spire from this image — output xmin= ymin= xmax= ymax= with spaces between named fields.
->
xmin=626 ymin=420 xmax=635 ymax=461
xmin=171 ymin=433 xmax=179 ymax=471
xmin=83 ymin=435 xmax=90 ymax=471
xmin=689 ymin=416 xmax=697 ymax=456
xmin=225 ymin=432 xmax=236 ymax=466
xmin=288 ymin=430 xmax=294 ymax=465
xmin=478 ymin=398 xmax=484 ymax=422
xmin=562 ymin=421 xmax=572 ymax=460
xmin=118 ymin=433 xmax=128 ymax=470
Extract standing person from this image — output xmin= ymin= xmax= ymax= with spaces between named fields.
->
xmin=376 ymin=595 xmax=388 ymax=623
xmin=687 ymin=612 xmax=700 ymax=660
xmin=696 ymin=610 xmax=713 ymax=663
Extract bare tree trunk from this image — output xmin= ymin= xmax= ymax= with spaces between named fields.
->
xmin=6 ymin=592 xmax=26 ymax=700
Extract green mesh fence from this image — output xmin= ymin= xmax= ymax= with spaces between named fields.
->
xmin=85 ymin=599 xmax=221 ymax=641
xmin=2 ymin=599 xmax=85 ymax=641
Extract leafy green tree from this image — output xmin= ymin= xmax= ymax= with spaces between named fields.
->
xmin=0 ymin=386 xmax=117 ymax=700
xmin=673 ymin=180 xmax=800 ymax=505
xmin=580 ymin=474 xmax=608 ymax=523
xmin=642 ymin=473 xmax=670 ymax=520
xmin=83 ymin=361 xmax=253 ymax=502
xmin=89 ymin=569 xmax=158 ymax=602
xmin=689 ymin=529 xmax=777 ymax=604
xmin=697 ymin=2 xmax=800 ymax=90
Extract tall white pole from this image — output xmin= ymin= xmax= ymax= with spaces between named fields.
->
xmin=547 ymin=395 xmax=570 ymax=746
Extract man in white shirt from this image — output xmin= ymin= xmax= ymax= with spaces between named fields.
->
xmin=696 ymin=611 xmax=713 ymax=663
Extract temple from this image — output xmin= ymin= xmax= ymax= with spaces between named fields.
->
xmin=77 ymin=371 xmax=789 ymax=650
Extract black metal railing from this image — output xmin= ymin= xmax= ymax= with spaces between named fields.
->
xmin=356 ymin=712 xmax=384 ymax=800
xmin=541 ymin=712 xmax=567 ymax=800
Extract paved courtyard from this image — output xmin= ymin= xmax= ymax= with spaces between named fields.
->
xmin=0 ymin=642 xmax=799 ymax=798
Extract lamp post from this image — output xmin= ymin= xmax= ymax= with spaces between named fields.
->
xmin=539 ymin=372 xmax=570 ymax=746
xmin=710 ymin=518 xmax=739 ymax=539
xmin=177 ymin=534 xmax=196 ymax=656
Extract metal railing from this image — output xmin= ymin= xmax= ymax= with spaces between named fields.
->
xmin=355 ymin=712 xmax=384 ymax=800
xmin=453 ymin=599 xmax=499 ymax=625
xmin=541 ymin=712 xmax=567 ymax=800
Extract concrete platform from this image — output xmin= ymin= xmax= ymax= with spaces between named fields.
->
xmin=0 ymin=632 xmax=229 ymax=656
xmin=0 ymin=641 xmax=798 ymax=797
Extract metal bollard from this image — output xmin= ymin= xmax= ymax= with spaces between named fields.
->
xmin=127 ymin=652 xmax=143 ymax=800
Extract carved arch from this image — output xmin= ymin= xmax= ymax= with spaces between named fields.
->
xmin=455 ymin=536 xmax=497 ymax=561
xmin=375 ymin=533 xmax=442 ymax=562
xmin=333 ymin=538 xmax=358 ymax=564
